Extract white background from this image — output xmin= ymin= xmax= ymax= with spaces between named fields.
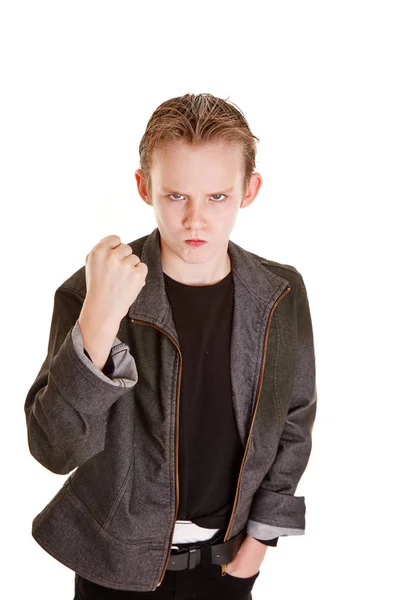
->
xmin=1 ymin=1 xmax=399 ymax=598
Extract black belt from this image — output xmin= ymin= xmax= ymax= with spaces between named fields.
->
xmin=166 ymin=529 xmax=246 ymax=571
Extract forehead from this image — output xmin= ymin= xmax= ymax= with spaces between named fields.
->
xmin=151 ymin=141 xmax=242 ymax=178
xmin=151 ymin=140 xmax=243 ymax=187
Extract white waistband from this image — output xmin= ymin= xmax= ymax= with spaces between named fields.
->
xmin=171 ymin=520 xmax=221 ymax=546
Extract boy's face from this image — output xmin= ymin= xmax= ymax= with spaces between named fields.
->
xmin=135 ymin=139 xmax=262 ymax=280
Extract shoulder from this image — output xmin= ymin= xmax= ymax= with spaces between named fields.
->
xmin=245 ymin=249 xmax=307 ymax=298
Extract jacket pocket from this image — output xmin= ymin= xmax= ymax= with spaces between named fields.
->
xmin=102 ymin=452 xmax=135 ymax=530
xmin=67 ymin=450 xmax=136 ymax=537
xmin=99 ymin=449 xmax=147 ymax=543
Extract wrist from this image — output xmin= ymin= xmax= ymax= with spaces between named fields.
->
xmin=78 ymin=312 xmax=120 ymax=372
xmin=79 ymin=303 xmax=120 ymax=335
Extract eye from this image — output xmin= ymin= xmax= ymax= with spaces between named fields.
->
xmin=168 ymin=193 xmax=227 ymax=202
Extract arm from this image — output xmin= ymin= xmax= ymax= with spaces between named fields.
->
xmin=24 ymin=285 xmax=138 ymax=475
xmin=246 ymin=274 xmax=317 ymax=541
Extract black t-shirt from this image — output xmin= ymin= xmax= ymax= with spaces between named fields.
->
xmin=163 ymin=270 xmax=278 ymax=547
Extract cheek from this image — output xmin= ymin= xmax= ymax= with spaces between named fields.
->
xmin=224 ymin=205 xmax=240 ymax=223
xmin=156 ymin=204 xmax=176 ymax=224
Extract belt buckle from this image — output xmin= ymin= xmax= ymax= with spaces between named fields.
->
xmin=172 ymin=543 xmax=202 ymax=570
xmin=188 ymin=545 xmax=201 ymax=569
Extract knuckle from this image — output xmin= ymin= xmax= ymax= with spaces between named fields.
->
xmin=98 ymin=234 xmax=121 ymax=248
xmin=93 ymin=241 xmax=106 ymax=253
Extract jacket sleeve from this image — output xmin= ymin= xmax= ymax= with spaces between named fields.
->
xmin=24 ymin=285 xmax=138 ymax=476
xmin=246 ymin=275 xmax=317 ymax=541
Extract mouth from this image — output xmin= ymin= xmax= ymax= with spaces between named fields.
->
xmin=185 ymin=239 xmax=207 ymax=245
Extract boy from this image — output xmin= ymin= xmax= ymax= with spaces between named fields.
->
xmin=24 ymin=93 xmax=317 ymax=599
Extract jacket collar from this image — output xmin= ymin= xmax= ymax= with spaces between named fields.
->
xmin=128 ymin=227 xmax=290 ymax=446
xmin=128 ymin=227 xmax=288 ymax=332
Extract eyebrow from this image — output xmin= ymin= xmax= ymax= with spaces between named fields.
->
xmin=161 ymin=186 xmax=235 ymax=195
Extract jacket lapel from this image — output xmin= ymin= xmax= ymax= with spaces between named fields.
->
xmin=128 ymin=227 xmax=289 ymax=446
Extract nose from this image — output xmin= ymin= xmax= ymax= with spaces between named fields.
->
xmin=183 ymin=201 xmax=207 ymax=230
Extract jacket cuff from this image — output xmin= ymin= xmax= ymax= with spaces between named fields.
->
xmin=246 ymin=510 xmax=305 ymax=542
xmin=50 ymin=320 xmax=138 ymax=415
xmin=253 ymin=536 xmax=279 ymax=546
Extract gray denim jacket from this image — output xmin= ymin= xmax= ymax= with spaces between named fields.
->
xmin=24 ymin=227 xmax=317 ymax=592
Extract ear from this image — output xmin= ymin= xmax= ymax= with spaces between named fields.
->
xmin=134 ymin=169 xmax=152 ymax=206
xmin=240 ymin=172 xmax=263 ymax=208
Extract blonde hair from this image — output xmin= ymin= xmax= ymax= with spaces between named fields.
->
xmin=138 ymin=93 xmax=260 ymax=199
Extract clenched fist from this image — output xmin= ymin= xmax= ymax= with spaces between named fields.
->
xmin=77 ymin=235 xmax=148 ymax=372
xmin=83 ymin=234 xmax=148 ymax=328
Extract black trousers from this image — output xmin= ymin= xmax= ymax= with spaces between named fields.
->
xmin=73 ymin=528 xmax=260 ymax=599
